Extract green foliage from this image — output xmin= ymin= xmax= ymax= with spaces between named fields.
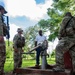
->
xmin=23 ymin=25 xmax=41 ymax=58
xmin=24 ymin=25 xmax=40 ymax=47
xmin=4 ymin=41 xmax=55 ymax=72
xmin=5 ymin=58 xmax=55 ymax=72
xmin=38 ymin=8 xmax=61 ymax=41
xmin=38 ymin=0 xmax=75 ymax=41
xmin=38 ymin=19 xmax=49 ymax=31
xmin=53 ymin=0 xmax=59 ymax=2
xmin=51 ymin=50 xmax=55 ymax=58
xmin=5 ymin=41 xmax=13 ymax=58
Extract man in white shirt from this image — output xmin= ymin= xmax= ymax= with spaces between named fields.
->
xmin=35 ymin=30 xmax=48 ymax=66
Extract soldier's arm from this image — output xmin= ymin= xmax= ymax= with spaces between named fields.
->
xmin=58 ymin=17 xmax=69 ymax=39
xmin=13 ymin=35 xmax=18 ymax=49
xmin=0 ymin=13 xmax=4 ymax=42
xmin=72 ymin=17 xmax=75 ymax=29
xmin=22 ymin=36 xmax=25 ymax=47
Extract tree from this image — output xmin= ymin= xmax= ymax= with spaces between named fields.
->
xmin=6 ymin=41 xmax=13 ymax=58
xmin=38 ymin=0 xmax=75 ymax=41
xmin=23 ymin=25 xmax=41 ymax=59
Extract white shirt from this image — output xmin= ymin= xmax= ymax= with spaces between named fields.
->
xmin=35 ymin=35 xmax=46 ymax=45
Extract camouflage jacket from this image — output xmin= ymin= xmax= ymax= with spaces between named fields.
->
xmin=13 ymin=34 xmax=25 ymax=48
xmin=0 ymin=12 xmax=8 ymax=36
xmin=0 ymin=12 xmax=4 ymax=36
xmin=58 ymin=16 xmax=75 ymax=39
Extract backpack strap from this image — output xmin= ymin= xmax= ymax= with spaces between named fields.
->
xmin=64 ymin=16 xmax=73 ymax=29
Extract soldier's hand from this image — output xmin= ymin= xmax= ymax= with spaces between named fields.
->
xmin=0 ymin=36 xmax=4 ymax=42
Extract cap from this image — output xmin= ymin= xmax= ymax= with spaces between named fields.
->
xmin=17 ymin=28 xmax=23 ymax=32
xmin=0 ymin=5 xmax=7 ymax=14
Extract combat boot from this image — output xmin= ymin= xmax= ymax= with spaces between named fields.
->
xmin=53 ymin=66 xmax=65 ymax=72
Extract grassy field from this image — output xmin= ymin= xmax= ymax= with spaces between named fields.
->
xmin=4 ymin=58 xmax=55 ymax=72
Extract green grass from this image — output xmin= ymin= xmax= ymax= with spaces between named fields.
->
xmin=4 ymin=58 xmax=55 ymax=72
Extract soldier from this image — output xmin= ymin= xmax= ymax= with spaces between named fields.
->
xmin=13 ymin=28 xmax=25 ymax=74
xmin=53 ymin=12 xmax=75 ymax=72
xmin=0 ymin=5 xmax=7 ymax=75
xmin=35 ymin=30 xmax=48 ymax=67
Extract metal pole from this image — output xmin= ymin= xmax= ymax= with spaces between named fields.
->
xmin=41 ymin=50 xmax=47 ymax=69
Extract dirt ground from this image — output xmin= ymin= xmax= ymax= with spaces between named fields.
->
xmin=5 ymin=72 xmax=28 ymax=75
xmin=5 ymin=72 xmax=12 ymax=75
xmin=5 ymin=72 xmax=42 ymax=75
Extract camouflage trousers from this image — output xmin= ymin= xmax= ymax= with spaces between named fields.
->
xmin=55 ymin=37 xmax=75 ymax=69
xmin=0 ymin=45 xmax=6 ymax=74
xmin=14 ymin=48 xmax=22 ymax=69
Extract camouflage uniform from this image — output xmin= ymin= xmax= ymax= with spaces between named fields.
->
xmin=53 ymin=12 xmax=75 ymax=72
xmin=0 ymin=5 xmax=7 ymax=74
xmin=13 ymin=28 xmax=25 ymax=70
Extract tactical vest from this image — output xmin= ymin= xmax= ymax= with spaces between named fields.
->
xmin=16 ymin=36 xmax=25 ymax=48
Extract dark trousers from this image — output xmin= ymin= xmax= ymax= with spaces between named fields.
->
xmin=36 ymin=47 xmax=41 ymax=65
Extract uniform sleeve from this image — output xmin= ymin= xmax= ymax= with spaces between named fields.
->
xmin=0 ymin=12 xmax=3 ymax=36
xmin=72 ymin=17 xmax=75 ymax=29
xmin=58 ymin=17 xmax=71 ymax=38
xmin=13 ymin=34 xmax=18 ymax=49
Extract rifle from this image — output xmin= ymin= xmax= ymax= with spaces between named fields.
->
xmin=1 ymin=14 xmax=10 ymax=46
xmin=6 ymin=16 xmax=10 ymax=46
xmin=3 ymin=15 xmax=10 ymax=46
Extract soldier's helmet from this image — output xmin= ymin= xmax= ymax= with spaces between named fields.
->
xmin=65 ymin=12 xmax=72 ymax=17
xmin=0 ymin=5 xmax=7 ymax=14
xmin=17 ymin=28 xmax=23 ymax=32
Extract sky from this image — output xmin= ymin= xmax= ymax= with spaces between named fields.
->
xmin=0 ymin=0 xmax=53 ymax=40
xmin=0 ymin=0 xmax=58 ymax=53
